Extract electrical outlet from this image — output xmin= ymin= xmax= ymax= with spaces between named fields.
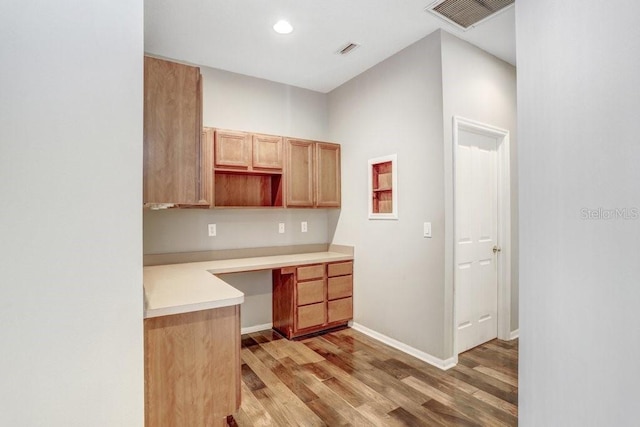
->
xmin=278 ymin=223 xmax=285 ymax=234
xmin=208 ymin=224 xmax=217 ymax=237
xmin=301 ymin=221 xmax=308 ymax=233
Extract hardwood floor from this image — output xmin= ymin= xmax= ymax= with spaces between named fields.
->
xmin=230 ymin=328 xmax=518 ymax=426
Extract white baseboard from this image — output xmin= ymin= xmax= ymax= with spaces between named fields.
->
xmin=509 ymin=329 xmax=519 ymax=340
xmin=241 ymin=323 xmax=273 ymax=335
xmin=351 ymin=323 xmax=456 ymax=370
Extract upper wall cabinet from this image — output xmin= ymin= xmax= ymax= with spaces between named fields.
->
xmin=253 ymin=134 xmax=284 ymax=170
xmin=143 ymin=56 xmax=210 ymax=208
xmin=214 ymin=130 xmax=283 ymax=172
xmin=286 ymin=139 xmax=315 ymax=207
xmin=285 ymin=139 xmax=341 ymax=208
xmin=213 ymin=129 xmax=284 ymax=207
xmin=316 ymin=143 xmax=341 ymax=208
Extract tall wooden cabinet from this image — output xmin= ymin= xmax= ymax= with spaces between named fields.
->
xmin=143 ymin=56 xmax=211 ymax=207
xmin=285 ymin=139 xmax=341 ymax=208
xmin=273 ymin=261 xmax=353 ymax=339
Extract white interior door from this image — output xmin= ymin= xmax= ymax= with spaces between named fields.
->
xmin=455 ymin=129 xmax=499 ymax=354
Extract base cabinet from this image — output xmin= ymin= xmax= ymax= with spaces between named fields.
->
xmin=144 ymin=305 xmax=241 ymax=427
xmin=273 ymin=261 xmax=353 ymax=339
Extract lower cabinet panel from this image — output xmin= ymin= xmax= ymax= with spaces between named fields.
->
xmin=297 ymin=302 xmax=325 ymax=330
xmin=297 ymin=279 xmax=324 ymax=306
xmin=328 ymin=297 xmax=353 ymax=324
xmin=144 ymin=305 xmax=241 ymax=427
xmin=328 ymin=275 xmax=352 ymax=300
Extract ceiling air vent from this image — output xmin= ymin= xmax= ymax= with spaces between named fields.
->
xmin=338 ymin=42 xmax=360 ymax=55
xmin=426 ymin=0 xmax=514 ymax=31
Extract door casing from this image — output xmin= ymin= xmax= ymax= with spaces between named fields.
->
xmin=450 ymin=116 xmax=511 ymax=362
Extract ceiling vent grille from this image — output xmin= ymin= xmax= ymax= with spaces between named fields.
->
xmin=338 ymin=42 xmax=360 ymax=55
xmin=426 ymin=0 xmax=514 ymax=31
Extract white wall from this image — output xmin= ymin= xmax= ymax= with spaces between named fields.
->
xmin=143 ymin=66 xmax=336 ymax=329
xmin=143 ymin=65 xmax=335 ymax=257
xmin=0 ymin=1 xmax=143 ymax=425
xmin=440 ymin=31 xmax=519 ymax=354
xmin=329 ymin=31 xmax=448 ymax=358
xmin=517 ymin=1 xmax=640 ymax=425
xmin=329 ymin=30 xmax=518 ymax=362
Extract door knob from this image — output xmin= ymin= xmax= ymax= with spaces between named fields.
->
xmin=492 ymin=245 xmax=502 ymax=254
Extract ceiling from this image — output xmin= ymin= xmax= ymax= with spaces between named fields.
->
xmin=144 ymin=0 xmax=515 ymax=93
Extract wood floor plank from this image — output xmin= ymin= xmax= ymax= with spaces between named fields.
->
xmin=387 ymin=406 xmax=431 ymax=426
xmin=472 ymin=389 xmax=519 ymax=418
xmin=448 ymin=364 xmax=519 ymax=405
xmin=421 ymin=398 xmax=483 ymax=427
xmin=232 ymin=382 xmax=273 ymax=426
xmin=357 ymin=402 xmax=403 ymax=426
xmin=241 ymin=348 xmax=324 ymax=426
xmin=483 ymin=342 xmax=519 ymax=361
xmin=473 ymin=366 xmax=519 ymax=387
xmin=460 ymin=351 xmax=518 ymax=379
xmin=302 ymin=372 xmax=377 ymax=426
xmin=235 ymin=330 xmax=519 ymax=426
xmin=316 ymin=359 xmax=398 ymax=413
xmin=462 ymin=346 xmax=518 ymax=372
xmin=386 ymin=357 xmax=480 ymax=395
xmin=402 ymin=375 xmax=516 ymax=427
xmin=321 ymin=354 xmax=453 ymax=427
xmin=270 ymin=358 xmax=319 ymax=403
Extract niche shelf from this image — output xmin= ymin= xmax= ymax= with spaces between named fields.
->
xmin=369 ymin=154 xmax=397 ymax=219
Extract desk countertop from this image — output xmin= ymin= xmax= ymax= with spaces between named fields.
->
xmin=143 ymin=249 xmax=354 ymax=318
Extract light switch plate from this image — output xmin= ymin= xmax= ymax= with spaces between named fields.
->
xmin=208 ymin=224 xmax=217 ymax=237
xmin=301 ymin=221 xmax=308 ymax=233
xmin=423 ymin=222 xmax=432 ymax=238
xmin=278 ymin=223 xmax=285 ymax=234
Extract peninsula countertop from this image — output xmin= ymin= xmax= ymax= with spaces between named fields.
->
xmin=143 ymin=247 xmax=354 ymax=319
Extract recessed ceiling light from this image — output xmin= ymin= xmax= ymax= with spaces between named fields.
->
xmin=273 ymin=19 xmax=293 ymax=35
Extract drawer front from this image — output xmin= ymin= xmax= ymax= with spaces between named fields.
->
xmin=297 ymin=302 xmax=325 ymax=330
xmin=328 ymin=275 xmax=352 ymax=300
xmin=297 ymin=279 xmax=324 ymax=306
xmin=328 ymin=297 xmax=352 ymax=324
xmin=328 ymin=261 xmax=353 ymax=277
xmin=297 ymin=264 xmax=325 ymax=281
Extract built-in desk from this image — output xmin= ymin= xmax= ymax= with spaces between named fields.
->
xmin=142 ymin=244 xmax=354 ymax=427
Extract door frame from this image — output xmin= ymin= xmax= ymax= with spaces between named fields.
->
xmin=450 ymin=116 xmax=511 ymax=360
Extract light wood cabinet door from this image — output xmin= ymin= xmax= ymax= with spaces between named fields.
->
xmin=328 ymin=297 xmax=353 ymax=324
xmin=144 ymin=56 xmax=205 ymax=206
xmin=297 ymin=280 xmax=324 ymax=306
xmin=328 ymin=275 xmax=353 ymax=300
xmin=297 ymin=264 xmax=325 ymax=281
xmin=144 ymin=305 xmax=241 ymax=426
xmin=297 ymin=302 xmax=325 ymax=330
xmin=286 ymin=139 xmax=315 ymax=207
xmin=214 ymin=130 xmax=251 ymax=170
xmin=253 ymin=134 xmax=283 ymax=170
xmin=328 ymin=261 xmax=353 ymax=277
xmin=316 ymin=143 xmax=341 ymax=207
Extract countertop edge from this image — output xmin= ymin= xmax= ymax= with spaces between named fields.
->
xmin=143 ymin=249 xmax=354 ymax=319
xmin=144 ymin=294 xmax=245 ymax=319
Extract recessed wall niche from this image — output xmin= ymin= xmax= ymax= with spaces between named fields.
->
xmin=368 ymin=154 xmax=398 ymax=220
